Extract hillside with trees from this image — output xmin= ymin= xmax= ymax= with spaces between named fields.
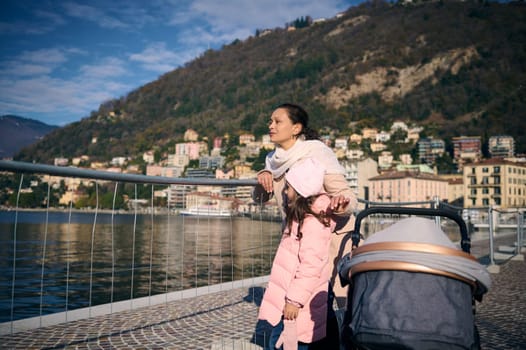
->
xmin=15 ymin=0 xmax=526 ymax=165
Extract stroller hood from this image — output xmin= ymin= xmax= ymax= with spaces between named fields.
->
xmin=344 ymin=216 xmax=491 ymax=296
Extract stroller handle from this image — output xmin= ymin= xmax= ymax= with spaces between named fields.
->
xmin=351 ymin=206 xmax=471 ymax=253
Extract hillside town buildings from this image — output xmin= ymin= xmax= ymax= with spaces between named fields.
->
xmin=31 ymin=120 xmax=524 ymax=212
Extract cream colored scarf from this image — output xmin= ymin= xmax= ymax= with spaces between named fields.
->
xmin=265 ymin=139 xmax=345 ymax=179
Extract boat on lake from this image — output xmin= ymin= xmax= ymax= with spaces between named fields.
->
xmin=179 ymin=206 xmax=233 ymax=217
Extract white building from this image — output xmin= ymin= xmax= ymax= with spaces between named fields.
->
xmin=488 ymin=135 xmax=515 ymax=158
xmin=378 ymin=151 xmax=394 ymax=169
xmin=375 ymin=131 xmax=391 ymax=143
xmin=334 ymin=137 xmax=348 ymax=149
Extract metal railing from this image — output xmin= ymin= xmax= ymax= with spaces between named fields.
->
xmin=0 ymin=160 xmax=282 ymax=337
xmin=0 ymin=160 xmax=524 ymax=343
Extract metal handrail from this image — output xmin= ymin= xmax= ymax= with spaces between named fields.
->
xmin=0 ymin=160 xmax=257 ymax=186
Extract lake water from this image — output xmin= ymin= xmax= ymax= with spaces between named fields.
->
xmin=0 ymin=210 xmax=282 ymax=322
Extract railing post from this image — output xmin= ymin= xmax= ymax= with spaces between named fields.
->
xmin=517 ymin=211 xmax=524 ymax=255
xmin=433 ymin=196 xmax=440 ymax=227
xmin=488 ymin=205 xmax=495 ymax=266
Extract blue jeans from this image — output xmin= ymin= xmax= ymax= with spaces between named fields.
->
xmin=268 ymin=320 xmax=309 ymax=350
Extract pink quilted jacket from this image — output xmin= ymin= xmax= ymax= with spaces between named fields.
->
xmin=258 ymin=194 xmax=335 ymax=343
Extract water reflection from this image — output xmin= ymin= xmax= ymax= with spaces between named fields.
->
xmin=0 ymin=211 xmax=281 ymax=322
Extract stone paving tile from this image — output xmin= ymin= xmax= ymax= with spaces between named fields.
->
xmin=0 ymin=235 xmax=524 ymax=350
xmin=476 ymin=259 xmax=526 ymax=350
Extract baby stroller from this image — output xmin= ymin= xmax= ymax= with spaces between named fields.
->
xmin=338 ymin=207 xmax=491 ymax=350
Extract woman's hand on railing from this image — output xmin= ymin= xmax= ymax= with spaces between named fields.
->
xmin=257 ymin=171 xmax=274 ymax=193
xmin=330 ymin=195 xmax=350 ymax=213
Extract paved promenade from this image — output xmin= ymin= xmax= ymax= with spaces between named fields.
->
xmin=1 ymin=236 xmax=525 ymax=350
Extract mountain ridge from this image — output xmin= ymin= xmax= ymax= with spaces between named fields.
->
xmin=0 ymin=115 xmax=58 ymax=159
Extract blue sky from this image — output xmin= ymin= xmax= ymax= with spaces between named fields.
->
xmin=0 ymin=0 xmax=361 ymax=127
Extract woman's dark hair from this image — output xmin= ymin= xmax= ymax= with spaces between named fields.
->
xmin=284 ymin=195 xmax=331 ymax=240
xmin=276 ymin=103 xmax=319 ymax=140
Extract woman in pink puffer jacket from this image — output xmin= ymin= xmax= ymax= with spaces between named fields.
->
xmin=258 ymin=158 xmax=336 ymax=350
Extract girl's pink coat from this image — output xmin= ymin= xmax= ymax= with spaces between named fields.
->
xmin=258 ymin=194 xmax=335 ymax=343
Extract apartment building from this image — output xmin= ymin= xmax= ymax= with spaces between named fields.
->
xmin=199 ymin=155 xmax=225 ymax=169
xmin=488 ymin=135 xmax=515 ymax=158
xmin=369 ymin=170 xmax=448 ymax=205
xmin=452 ymin=136 xmax=481 ymax=169
xmin=417 ymin=137 xmax=445 ymax=164
xmin=439 ymin=174 xmax=464 ymax=205
xmin=463 ymin=158 xmax=526 ymax=209
xmin=341 ymin=157 xmax=379 ymax=200
xmin=146 ymin=165 xmax=182 ymax=178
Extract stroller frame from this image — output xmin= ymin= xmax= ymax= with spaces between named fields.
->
xmin=340 ymin=206 xmax=482 ymax=350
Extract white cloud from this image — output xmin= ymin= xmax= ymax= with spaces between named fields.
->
xmin=129 ymin=42 xmax=182 ymax=72
xmin=19 ymin=48 xmax=68 ymax=64
xmin=0 ymin=47 xmax=133 ymax=125
xmin=166 ymin=0 xmax=351 ymax=54
xmin=80 ymin=57 xmax=127 ymax=78
xmin=1 ymin=63 xmax=52 ymax=77
xmin=0 ymin=73 xmax=133 ymax=125
xmin=188 ymin=0 xmax=346 ymax=32
xmin=62 ymin=2 xmax=128 ymax=29
xmin=0 ymin=48 xmax=68 ymax=77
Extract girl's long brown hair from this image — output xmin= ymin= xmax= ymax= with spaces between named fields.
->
xmin=285 ymin=194 xmax=331 ymax=240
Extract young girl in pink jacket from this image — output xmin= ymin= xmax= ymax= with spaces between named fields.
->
xmin=258 ymin=157 xmax=336 ymax=350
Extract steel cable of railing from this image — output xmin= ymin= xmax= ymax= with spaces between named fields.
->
xmin=130 ymin=184 xmax=138 ymax=309
xmin=9 ymin=174 xmax=23 ymax=334
xmin=164 ymin=196 xmax=171 ymax=303
xmin=194 ymin=210 xmax=199 ymax=296
xmin=229 ymin=213 xmax=235 ymax=334
xmin=65 ymin=184 xmax=73 ymax=321
xmin=180 ymin=186 xmax=185 ymax=298
xmin=88 ymin=181 xmax=99 ymax=317
xmin=39 ymin=183 xmax=51 ymax=326
xmin=148 ymin=185 xmax=154 ymax=302
xmin=110 ymin=182 xmax=118 ymax=315
xmin=207 ymin=213 xmax=212 ymax=295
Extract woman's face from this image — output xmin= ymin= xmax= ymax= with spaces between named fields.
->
xmin=268 ymin=108 xmax=301 ymax=150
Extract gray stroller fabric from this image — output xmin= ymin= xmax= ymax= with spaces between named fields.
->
xmin=344 ymin=270 xmax=478 ymax=350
